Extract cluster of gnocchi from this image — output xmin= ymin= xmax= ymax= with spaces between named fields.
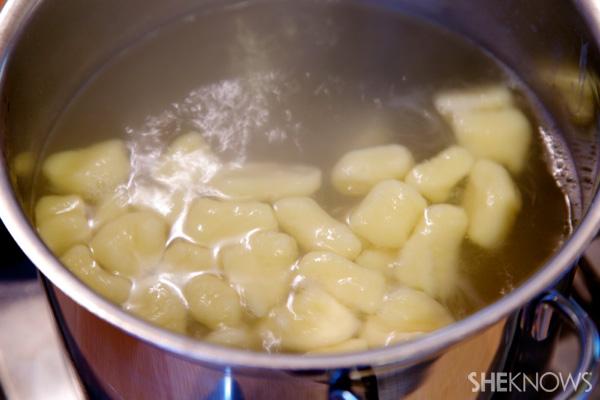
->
xmin=34 ymin=84 xmax=530 ymax=354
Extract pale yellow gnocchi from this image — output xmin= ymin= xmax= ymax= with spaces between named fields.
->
xmin=463 ymin=160 xmax=522 ymax=249
xmin=434 ymin=85 xmax=514 ymax=117
xmin=261 ymin=286 xmax=360 ymax=352
xmin=211 ymin=162 xmax=322 ymax=202
xmin=90 ymin=211 xmax=169 ymax=277
xmin=61 ymin=245 xmax=131 ymax=304
xmin=359 ymin=316 xmax=423 ymax=348
xmin=405 ymin=146 xmax=474 ymax=202
xmin=435 ymin=86 xmax=531 ymax=174
xmin=376 ymin=287 xmax=454 ymax=332
xmin=36 ymin=195 xmax=91 ymax=255
xmin=393 ymin=204 xmax=468 ymax=299
xmin=42 ymin=140 xmax=130 ymax=202
xmin=274 ymin=197 xmax=362 ymax=259
xmin=184 ymin=274 xmax=243 ymax=329
xmin=154 ymin=131 xmax=220 ymax=185
xmin=451 ymin=108 xmax=532 ymax=174
xmin=222 ymin=231 xmax=298 ymax=317
xmin=355 ymin=248 xmax=396 ymax=278
xmin=331 ymin=144 xmax=414 ymax=195
xmin=298 ymin=251 xmax=386 ymax=314
xmin=34 ymin=78 xmax=538 ymax=355
xmin=183 ymin=198 xmax=278 ymax=246
xmin=349 ymin=180 xmax=427 ymax=248
xmin=204 ymin=325 xmax=260 ymax=350
xmin=92 ymin=191 xmax=129 ymax=230
xmin=127 ymin=280 xmax=188 ymax=333
xmin=162 ymin=239 xmax=214 ymax=272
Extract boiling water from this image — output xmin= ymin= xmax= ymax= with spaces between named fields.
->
xmin=35 ymin=2 xmax=570 ymax=329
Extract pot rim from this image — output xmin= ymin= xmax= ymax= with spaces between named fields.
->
xmin=1 ymin=0 xmax=600 ymax=371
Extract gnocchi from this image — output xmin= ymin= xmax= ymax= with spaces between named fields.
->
xmin=435 ymin=86 xmax=531 ymax=174
xmin=262 ymin=286 xmax=360 ymax=352
xmin=376 ymin=287 xmax=454 ymax=332
xmin=61 ymin=245 xmax=132 ymax=304
xmin=434 ymin=85 xmax=514 ymax=117
xmin=211 ymin=162 xmax=322 ymax=202
xmin=274 ymin=197 xmax=362 ymax=259
xmin=183 ymin=198 xmax=278 ymax=246
xmin=92 ymin=191 xmax=129 ymax=229
xmin=298 ymin=251 xmax=386 ymax=314
xmin=162 ymin=239 xmax=214 ymax=272
xmin=222 ymin=231 xmax=298 ymax=317
xmin=393 ymin=205 xmax=468 ymax=299
xmin=36 ymin=195 xmax=91 ymax=255
xmin=204 ymin=325 xmax=260 ymax=350
xmin=34 ymin=77 xmax=547 ymax=355
xmin=463 ymin=160 xmax=522 ymax=248
xmin=127 ymin=280 xmax=187 ymax=333
xmin=405 ymin=146 xmax=474 ymax=202
xmin=90 ymin=211 xmax=169 ymax=277
xmin=184 ymin=274 xmax=243 ymax=329
xmin=355 ymin=248 xmax=396 ymax=279
xmin=331 ymin=144 xmax=414 ymax=195
xmin=349 ymin=180 xmax=427 ymax=248
xmin=42 ymin=140 xmax=130 ymax=202
xmin=451 ymin=108 xmax=532 ymax=174
xmin=359 ymin=316 xmax=423 ymax=348
xmin=154 ymin=131 xmax=220 ymax=185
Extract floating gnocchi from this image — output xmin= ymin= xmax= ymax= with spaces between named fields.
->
xmin=331 ymin=144 xmax=414 ymax=196
xmin=42 ymin=140 xmax=130 ymax=202
xmin=349 ymin=180 xmax=427 ymax=248
xmin=451 ymin=108 xmax=532 ymax=174
xmin=359 ymin=287 xmax=455 ymax=348
xmin=393 ymin=205 xmax=468 ymax=299
xmin=204 ymin=325 xmax=260 ymax=350
xmin=435 ymin=86 xmax=532 ymax=173
xmin=274 ymin=197 xmax=362 ymax=259
xmin=262 ymin=286 xmax=360 ymax=352
xmin=61 ymin=245 xmax=132 ymax=304
xmin=183 ymin=198 xmax=278 ymax=246
xmin=298 ymin=251 xmax=386 ymax=314
xmin=222 ymin=231 xmax=298 ymax=317
xmin=184 ymin=274 xmax=243 ymax=329
xmin=463 ymin=160 xmax=522 ymax=248
xmin=154 ymin=131 xmax=220 ymax=185
xmin=355 ymin=248 xmax=396 ymax=279
xmin=127 ymin=280 xmax=187 ymax=333
xmin=36 ymin=195 xmax=91 ymax=255
xmin=162 ymin=239 xmax=214 ymax=272
xmin=405 ymin=146 xmax=474 ymax=202
xmin=211 ymin=162 xmax=322 ymax=202
xmin=90 ymin=211 xmax=168 ymax=277
xmin=434 ymin=85 xmax=514 ymax=117
xmin=34 ymin=77 xmax=547 ymax=355
xmin=92 ymin=191 xmax=129 ymax=230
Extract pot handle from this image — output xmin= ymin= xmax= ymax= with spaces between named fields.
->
xmin=534 ymin=290 xmax=600 ymax=399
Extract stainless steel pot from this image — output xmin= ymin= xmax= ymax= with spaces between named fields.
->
xmin=1 ymin=0 xmax=600 ymax=398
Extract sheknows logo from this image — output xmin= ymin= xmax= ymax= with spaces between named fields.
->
xmin=468 ymin=372 xmax=593 ymax=393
